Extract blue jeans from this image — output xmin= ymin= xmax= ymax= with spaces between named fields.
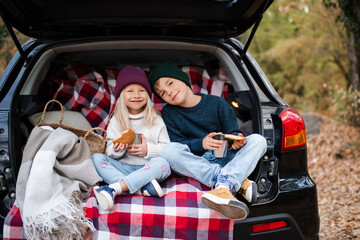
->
xmin=92 ymin=154 xmax=171 ymax=194
xmin=159 ymin=134 xmax=267 ymax=192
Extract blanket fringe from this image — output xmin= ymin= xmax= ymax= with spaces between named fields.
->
xmin=23 ymin=193 xmax=94 ymax=240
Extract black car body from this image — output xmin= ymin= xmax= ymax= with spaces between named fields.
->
xmin=0 ymin=0 xmax=319 ymax=239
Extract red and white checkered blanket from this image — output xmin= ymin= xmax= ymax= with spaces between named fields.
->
xmin=52 ymin=63 xmax=120 ymax=130
xmin=3 ymin=177 xmax=234 ymax=239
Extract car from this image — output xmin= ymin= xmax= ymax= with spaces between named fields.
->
xmin=0 ymin=0 xmax=319 ymax=239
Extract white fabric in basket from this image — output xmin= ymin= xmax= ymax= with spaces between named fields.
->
xmin=28 ymin=111 xmax=92 ymax=130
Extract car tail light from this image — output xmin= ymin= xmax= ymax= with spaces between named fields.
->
xmin=279 ymin=108 xmax=306 ymax=151
xmin=252 ymin=220 xmax=287 ymax=233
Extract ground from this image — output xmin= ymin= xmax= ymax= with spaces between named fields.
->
xmin=303 ymin=113 xmax=360 ymax=239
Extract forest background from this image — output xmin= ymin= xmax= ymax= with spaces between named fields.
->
xmin=242 ymin=0 xmax=360 ymax=127
xmin=0 ymin=0 xmax=359 ymax=124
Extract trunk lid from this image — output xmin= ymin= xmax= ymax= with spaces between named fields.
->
xmin=0 ymin=0 xmax=273 ymax=39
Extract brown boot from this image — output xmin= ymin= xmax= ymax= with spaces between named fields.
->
xmin=201 ymin=188 xmax=249 ymax=220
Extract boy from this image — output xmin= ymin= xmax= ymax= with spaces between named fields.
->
xmin=148 ymin=61 xmax=267 ymax=220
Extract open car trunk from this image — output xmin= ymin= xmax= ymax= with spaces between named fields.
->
xmin=10 ymin=38 xmax=277 ymax=206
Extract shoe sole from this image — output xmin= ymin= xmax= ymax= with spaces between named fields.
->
xmin=93 ymin=186 xmax=114 ymax=210
xmin=248 ymin=181 xmax=257 ymax=204
xmin=201 ymin=193 xmax=249 ymax=220
xmin=150 ymin=179 xmax=164 ymax=197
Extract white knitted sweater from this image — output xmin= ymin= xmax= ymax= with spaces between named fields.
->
xmin=105 ymin=111 xmax=170 ymax=165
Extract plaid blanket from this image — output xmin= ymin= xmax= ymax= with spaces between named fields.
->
xmin=4 ymin=177 xmax=234 ymax=239
xmin=52 ymin=63 xmax=230 ymax=130
xmin=52 ymin=63 xmax=120 ymax=130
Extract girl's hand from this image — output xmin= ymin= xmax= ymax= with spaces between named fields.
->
xmin=127 ymin=134 xmax=148 ymax=157
xmin=113 ymin=142 xmax=129 ymax=152
xmin=231 ymin=133 xmax=247 ymax=150
xmin=203 ymin=132 xmax=224 ymax=150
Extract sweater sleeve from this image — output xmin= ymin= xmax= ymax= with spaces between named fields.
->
xmin=145 ymin=116 xmax=170 ymax=159
xmin=105 ymin=117 xmax=126 ymax=159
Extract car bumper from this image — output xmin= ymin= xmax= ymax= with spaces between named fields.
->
xmin=233 ymin=184 xmax=319 ymax=240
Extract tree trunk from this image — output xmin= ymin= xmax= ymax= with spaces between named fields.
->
xmin=347 ymin=31 xmax=360 ymax=126
xmin=348 ymin=31 xmax=359 ymax=91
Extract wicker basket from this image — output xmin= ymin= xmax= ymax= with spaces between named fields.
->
xmin=37 ymin=99 xmax=107 ymax=155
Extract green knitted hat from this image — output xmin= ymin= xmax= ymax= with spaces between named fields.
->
xmin=148 ymin=61 xmax=191 ymax=99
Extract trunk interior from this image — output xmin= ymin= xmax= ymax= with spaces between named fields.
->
xmin=10 ymin=39 xmax=277 ymax=206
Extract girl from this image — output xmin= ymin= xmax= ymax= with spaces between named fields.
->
xmin=92 ymin=65 xmax=171 ymax=211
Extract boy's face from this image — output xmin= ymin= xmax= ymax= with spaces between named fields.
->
xmin=155 ymin=77 xmax=190 ymax=106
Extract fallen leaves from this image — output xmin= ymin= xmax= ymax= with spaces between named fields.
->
xmin=306 ymin=113 xmax=360 ymax=239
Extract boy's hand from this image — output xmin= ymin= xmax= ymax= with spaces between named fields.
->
xmin=113 ymin=142 xmax=129 ymax=152
xmin=231 ymin=133 xmax=247 ymax=150
xmin=203 ymin=132 xmax=224 ymax=150
xmin=127 ymin=134 xmax=148 ymax=157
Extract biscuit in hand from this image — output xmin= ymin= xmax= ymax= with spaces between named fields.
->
xmin=112 ymin=128 xmax=136 ymax=145
xmin=224 ymin=134 xmax=247 ymax=141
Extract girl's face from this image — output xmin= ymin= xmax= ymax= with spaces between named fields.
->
xmin=122 ymin=83 xmax=148 ymax=114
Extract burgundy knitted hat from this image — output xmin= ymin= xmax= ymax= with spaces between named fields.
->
xmin=114 ymin=65 xmax=152 ymax=98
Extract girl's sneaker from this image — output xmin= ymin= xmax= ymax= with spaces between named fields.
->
xmin=140 ymin=179 xmax=164 ymax=197
xmin=93 ymin=185 xmax=116 ymax=210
